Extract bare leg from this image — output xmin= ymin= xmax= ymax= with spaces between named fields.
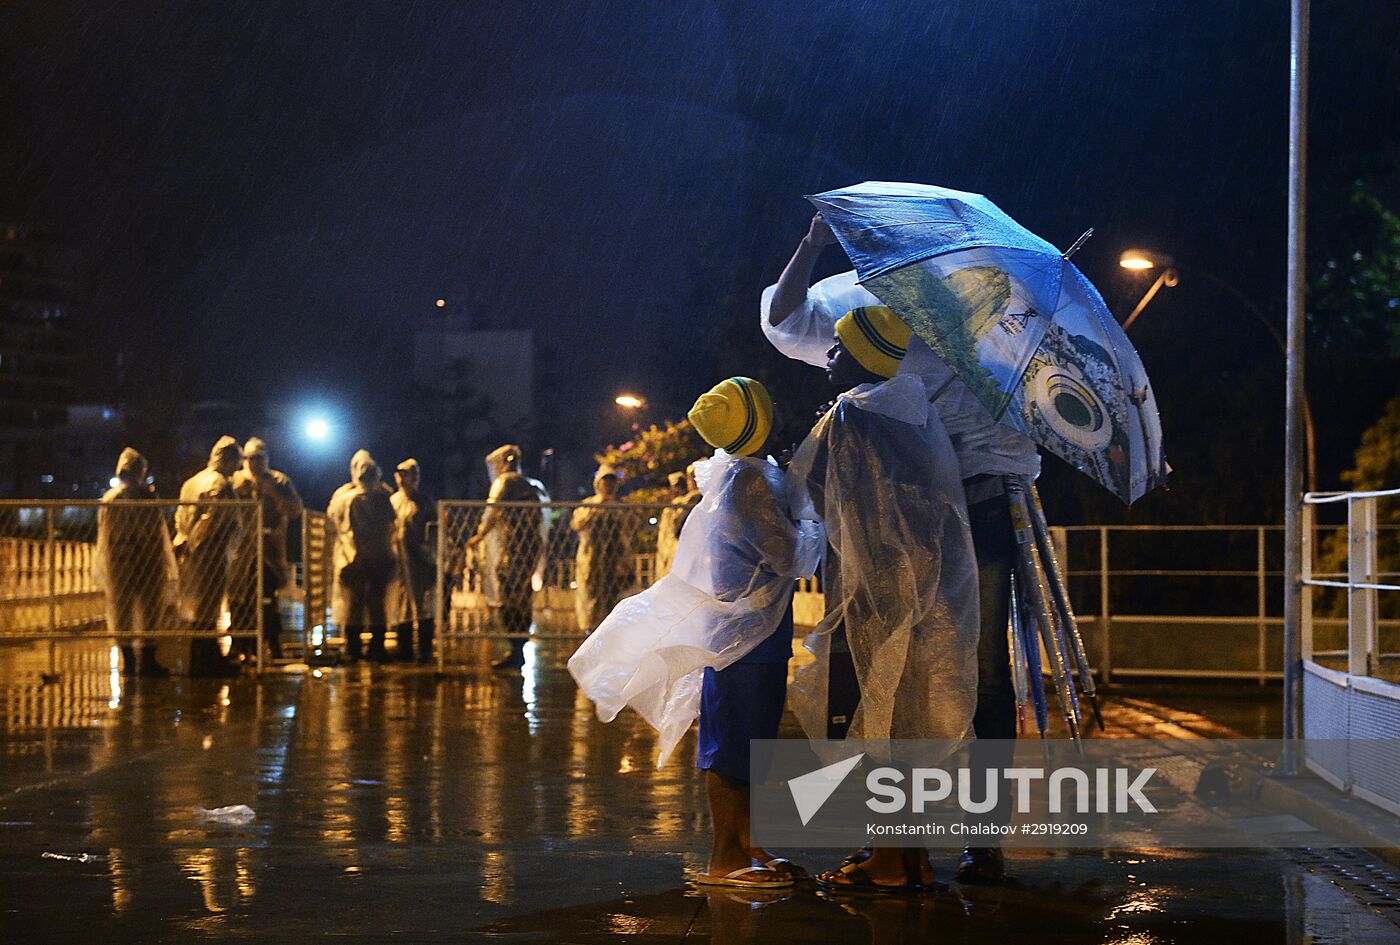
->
xmin=864 ymin=848 xmax=929 ymax=885
xmin=824 ymin=847 xmax=933 ymax=889
xmin=705 ymin=771 xmax=785 ymax=884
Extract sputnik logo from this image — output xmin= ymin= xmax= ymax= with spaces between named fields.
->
xmin=787 ymin=753 xmax=865 ymax=826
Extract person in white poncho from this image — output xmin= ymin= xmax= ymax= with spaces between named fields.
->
xmin=569 ymin=376 xmax=822 ymax=890
xmin=778 ymin=292 xmax=980 ymax=895
xmin=766 ymin=213 xmax=1038 ymax=886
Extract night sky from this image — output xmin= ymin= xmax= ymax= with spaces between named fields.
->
xmin=2 ymin=2 xmax=1398 ymax=512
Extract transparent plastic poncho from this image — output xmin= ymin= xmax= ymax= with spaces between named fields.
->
xmin=786 ymin=374 xmax=980 ymax=754
xmin=568 ymin=451 xmax=823 ymax=766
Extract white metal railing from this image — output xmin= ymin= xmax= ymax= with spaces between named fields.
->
xmin=1300 ymin=487 xmax=1400 ymax=816
xmin=1301 ymin=488 xmax=1400 ymax=673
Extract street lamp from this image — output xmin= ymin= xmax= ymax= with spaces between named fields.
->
xmin=303 ymin=416 xmax=332 ymax=443
xmin=1117 ymin=250 xmax=1179 ymax=329
xmin=1118 ymin=249 xmax=1316 ymax=491
xmin=614 ymin=394 xmax=646 ymax=410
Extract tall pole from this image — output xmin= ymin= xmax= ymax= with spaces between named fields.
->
xmin=1280 ymin=0 xmax=1309 ymax=775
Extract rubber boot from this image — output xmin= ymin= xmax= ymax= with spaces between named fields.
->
xmin=392 ymin=622 xmax=415 ymax=661
xmin=344 ymin=626 xmax=364 ymax=662
xmin=367 ymin=626 xmax=389 ymax=663
xmin=416 ymin=620 xmax=435 ymax=664
xmin=492 ymin=637 xmax=526 ymax=670
xmin=190 ymin=638 xmax=240 ymax=677
xmin=263 ymin=598 xmax=284 ymax=661
xmin=139 ymin=645 xmax=170 ymax=678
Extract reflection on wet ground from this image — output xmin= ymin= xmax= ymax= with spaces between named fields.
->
xmin=1 ymin=639 xmax=1396 ymax=943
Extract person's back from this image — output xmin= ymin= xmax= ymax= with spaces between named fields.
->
xmin=328 ymin=449 xmax=396 ymax=661
xmin=347 ymin=487 xmax=396 ymax=561
xmin=100 ymin=480 xmax=164 ymax=564
xmin=176 ymin=466 xmax=236 ymax=555
xmin=327 ymin=454 xmax=395 ymax=567
xmin=673 ymin=460 xmax=795 ymax=604
xmin=175 ymin=436 xmax=244 ymax=676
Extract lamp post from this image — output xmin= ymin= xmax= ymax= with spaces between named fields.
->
xmin=1117 ymin=249 xmax=1317 ymax=493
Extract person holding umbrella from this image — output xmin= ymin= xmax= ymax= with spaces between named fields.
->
xmin=768 ymin=183 xmax=1168 ymax=883
xmin=766 ymin=213 xmax=1031 ymax=884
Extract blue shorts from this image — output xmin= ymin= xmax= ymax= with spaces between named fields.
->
xmin=696 ymin=604 xmax=793 ymax=783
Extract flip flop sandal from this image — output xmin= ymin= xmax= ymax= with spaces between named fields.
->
xmin=695 ymin=866 xmax=796 ymax=889
xmin=763 ymin=857 xmax=812 ymax=882
xmin=816 ymin=862 xmax=924 ymax=897
xmin=840 ymin=847 xmax=873 ymax=868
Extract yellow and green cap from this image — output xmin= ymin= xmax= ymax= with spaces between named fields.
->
xmin=687 ymin=377 xmax=773 ymax=457
xmin=835 ymin=305 xmax=912 ymax=378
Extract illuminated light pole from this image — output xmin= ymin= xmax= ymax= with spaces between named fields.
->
xmin=1118 ymin=249 xmax=1316 ymax=492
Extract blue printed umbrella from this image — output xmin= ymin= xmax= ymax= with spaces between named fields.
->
xmin=809 ymin=181 xmax=1169 ymax=504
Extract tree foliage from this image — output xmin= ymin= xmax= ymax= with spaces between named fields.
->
xmin=595 ymin=419 xmax=706 ymax=503
xmin=1315 ymin=395 xmax=1400 ymax=617
xmin=1307 ymin=183 xmax=1400 ymax=357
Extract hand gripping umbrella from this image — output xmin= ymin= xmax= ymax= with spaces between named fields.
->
xmin=809 ymin=181 xmax=1168 ymax=505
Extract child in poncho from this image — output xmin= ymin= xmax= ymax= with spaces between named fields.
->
xmin=569 ymin=377 xmax=822 ymax=889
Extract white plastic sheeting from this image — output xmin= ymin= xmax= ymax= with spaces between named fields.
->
xmin=568 ymin=450 xmax=822 ymax=766
xmin=787 ymin=375 xmax=980 ymax=754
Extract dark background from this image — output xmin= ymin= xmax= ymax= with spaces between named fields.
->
xmin=2 ymin=1 xmax=1397 ymax=512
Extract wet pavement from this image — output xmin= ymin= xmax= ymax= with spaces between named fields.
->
xmin=2 ymin=638 xmax=1398 ymax=943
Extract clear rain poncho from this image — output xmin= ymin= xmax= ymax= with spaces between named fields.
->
xmin=568 ymin=451 xmax=823 ymax=766
xmin=95 ymin=448 xmax=178 ymax=633
xmin=787 ymin=374 xmax=980 ymax=751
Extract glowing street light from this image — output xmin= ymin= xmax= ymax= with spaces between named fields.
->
xmin=435 ymin=298 xmax=446 ymax=308
xmin=304 ymin=417 xmax=331 ymax=442
xmin=1118 ymin=248 xmax=1174 ymax=271
xmin=1118 ymin=245 xmax=1315 ymax=491
xmin=1118 ymin=250 xmax=1180 ymax=329
xmin=614 ymin=394 xmax=646 ymax=409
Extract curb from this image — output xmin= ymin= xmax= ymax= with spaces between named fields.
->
xmin=1240 ymin=765 xmax=1400 ymax=869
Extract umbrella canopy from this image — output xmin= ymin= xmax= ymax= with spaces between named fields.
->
xmin=809 ymin=181 xmax=1169 ymax=504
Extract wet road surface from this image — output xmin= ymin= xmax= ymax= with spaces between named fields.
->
xmin=1 ymin=639 xmax=1397 ymax=943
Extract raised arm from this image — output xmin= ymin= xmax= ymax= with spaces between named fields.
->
xmin=760 ymin=216 xmax=882 ymax=369
xmin=767 ymin=214 xmax=837 ymax=326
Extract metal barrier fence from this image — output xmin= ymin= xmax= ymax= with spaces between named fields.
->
xmin=797 ymin=523 xmax=1391 ymax=683
xmin=300 ymin=508 xmax=334 ymax=656
xmin=1300 ymin=488 xmax=1400 ymax=817
xmin=0 ymin=499 xmax=265 ymax=673
xmin=435 ymin=500 xmax=675 ymax=670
